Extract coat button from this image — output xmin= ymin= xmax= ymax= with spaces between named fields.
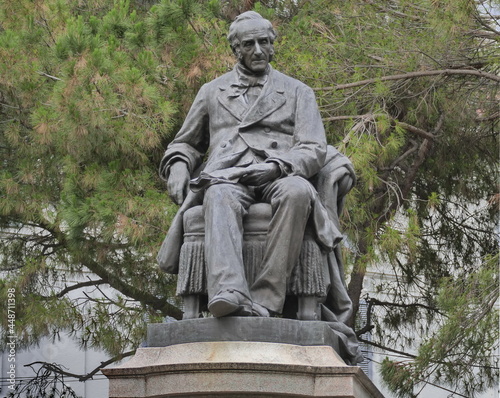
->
xmin=264 ymin=127 xmax=270 ymax=132
xmin=271 ymin=141 xmax=278 ymax=149
xmin=221 ymin=142 xmax=227 ymax=148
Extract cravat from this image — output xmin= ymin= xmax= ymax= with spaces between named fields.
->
xmin=229 ymin=63 xmax=269 ymax=104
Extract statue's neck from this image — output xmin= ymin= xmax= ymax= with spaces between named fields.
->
xmin=236 ymin=62 xmax=271 ymax=78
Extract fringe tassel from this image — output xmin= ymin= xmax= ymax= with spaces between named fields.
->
xmin=288 ymin=240 xmax=327 ymax=296
xmin=177 ymin=241 xmax=206 ymax=295
xmin=177 ymin=238 xmax=326 ymax=297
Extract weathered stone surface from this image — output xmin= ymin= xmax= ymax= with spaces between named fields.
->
xmin=103 ymin=318 xmax=385 ymax=397
xmin=109 ymin=341 xmax=346 ymax=370
xmin=148 ymin=317 xmax=342 ymax=352
xmin=102 ymin=341 xmax=384 ymax=398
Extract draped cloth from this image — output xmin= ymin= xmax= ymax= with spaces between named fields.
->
xmin=312 ymin=146 xmax=363 ymax=365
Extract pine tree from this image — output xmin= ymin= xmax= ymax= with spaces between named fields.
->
xmin=0 ymin=1 xmax=498 ymax=396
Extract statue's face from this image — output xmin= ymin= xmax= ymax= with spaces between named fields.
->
xmin=235 ymin=20 xmax=273 ymax=73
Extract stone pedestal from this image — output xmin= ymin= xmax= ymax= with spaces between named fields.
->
xmin=102 ymin=318 xmax=384 ymax=398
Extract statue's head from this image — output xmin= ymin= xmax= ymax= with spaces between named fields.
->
xmin=227 ymin=11 xmax=276 ymax=74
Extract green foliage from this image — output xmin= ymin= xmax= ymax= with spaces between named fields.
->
xmin=272 ymin=0 xmax=499 ymax=395
xmin=0 ymin=0 xmax=183 ymax=363
xmin=0 ymin=0 xmax=498 ymax=396
xmin=381 ymin=254 xmax=499 ymax=397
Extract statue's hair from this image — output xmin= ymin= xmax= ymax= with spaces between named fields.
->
xmin=227 ymin=11 xmax=277 ymax=50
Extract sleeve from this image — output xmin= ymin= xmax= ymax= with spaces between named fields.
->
xmin=159 ymin=84 xmax=210 ymax=181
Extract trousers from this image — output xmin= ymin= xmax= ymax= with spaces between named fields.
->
xmin=203 ymin=176 xmax=314 ymax=313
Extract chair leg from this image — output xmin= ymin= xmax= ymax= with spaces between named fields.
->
xmin=182 ymin=295 xmax=201 ymax=319
xmin=297 ymin=296 xmax=318 ymax=320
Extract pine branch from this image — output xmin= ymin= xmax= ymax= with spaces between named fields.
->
xmin=37 ymin=71 xmax=63 ymax=81
xmin=382 ymin=139 xmax=419 ymax=171
xmin=395 ymin=121 xmax=436 ymax=141
xmin=372 ymin=356 xmax=471 ymax=398
xmin=401 ymin=138 xmax=432 ymax=198
xmin=84 ymin=350 xmax=135 ymax=381
xmin=414 ymin=378 xmax=469 ymax=398
xmin=4 ymin=221 xmax=183 ymax=318
xmin=323 ymin=113 xmax=438 ymax=140
xmin=330 ymin=113 xmax=443 ymax=240
xmin=437 ymin=204 xmax=498 ymax=236
xmin=476 ymin=111 xmax=500 ymax=122
xmin=25 ymin=350 xmax=135 ymax=382
xmin=80 ymin=256 xmax=183 ymax=319
xmin=362 ymin=0 xmax=422 ymax=22
xmin=358 ymin=336 xmax=417 ymax=358
xmin=34 ymin=11 xmax=57 ymax=45
xmin=366 ymin=297 xmax=441 ymax=315
xmin=356 ymin=295 xmax=442 ymax=337
xmin=314 ymin=69 xmax=500 ymax=92
xmin=356 ymin=298 xmax=375 ymax=336
xmin=44 ymin=279 xmax=107 ymax=299
xmin=24 ymin=362 xmax=89 ymax=381
xmin=401 ymin=113 xmax=445 ymax=199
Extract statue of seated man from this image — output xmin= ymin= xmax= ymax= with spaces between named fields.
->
xmin=158 ymin=11 xmax=349 ymax=321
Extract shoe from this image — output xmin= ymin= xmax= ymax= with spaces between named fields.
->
xmin=233 ymin=306 xmax=253 ymax=317
xmin=208 ymin=290 xmax=252 ymax=318
xmin=251 ymin=302 xmax=270 ymax=317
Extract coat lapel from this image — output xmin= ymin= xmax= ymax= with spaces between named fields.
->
xmin=217 ymin=67 xmax=287 ymax=127
xmin=216 ymin=69 xmax=248 ymax=121
xmin=240 ymin=69 xmax=286 ymax=128
xmin=217 ymin=88 xmax=248 ymax=121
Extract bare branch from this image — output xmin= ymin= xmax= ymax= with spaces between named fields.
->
xmin=37 ymin=71 xmax=63 ymax=81
xmin=323 ymin=112 xmax=439 ymax=141
xmin=400 ymin=113 xmax=445 ymax=199
xmin=25 ymin=350 xmax=135 ymax=382
xmin=84 ymin=350 xmax=135 ymax=381
xmin=356 ymin=298 xmax=375 ymax=336
xmin=315 ymin=69 xmax=500 ymax=92
xmin=367 ymin=297 xmax=441 ymax=315
xmin=323 ymin=115 xmax=366 ymax=122
xmin=25 ymin=362 xmax=86 ymax=381
xmin=382 ymin=139 xmax=419 ymax=171
xmin=52 ymin=279 xmax=107 ymax=298
xmin=395 ymin=122 xmax=436 ymax=140
xmin=475 ymin=111 xmax=500 ymax=122
xmin=362 ymin=0 xmax=422 ymax=21
xmin=358 ymin=336 xmax=417 ymax=358
xmin=80 ymin=256 xmax=183 ymax=319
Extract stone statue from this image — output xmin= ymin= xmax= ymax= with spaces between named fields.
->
xmin=158 ymin=11 xmax=362 ymax=364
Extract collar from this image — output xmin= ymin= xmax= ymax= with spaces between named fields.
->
xmin=217 ymin=66 xmax=286 ymax=125
xmin=234 ymin=63 xmax=271 ymax=88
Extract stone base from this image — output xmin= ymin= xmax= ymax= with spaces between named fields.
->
xmin=148 ymin=317 xmax=343 ymax=352
xmin=102 ymin=318 xmax=384 ymax=398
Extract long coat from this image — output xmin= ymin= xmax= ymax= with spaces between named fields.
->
xmin=159 ymin=66 xmax=327 ymax=183
xmin=158 ymin=65 xmax=333 ymax=274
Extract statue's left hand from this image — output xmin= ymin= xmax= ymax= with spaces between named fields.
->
xmin=239 ymin=163 xmax=280 ymax=186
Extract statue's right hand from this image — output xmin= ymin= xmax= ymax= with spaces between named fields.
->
xmin=166 ymin=162 xmax=190 ymax=205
